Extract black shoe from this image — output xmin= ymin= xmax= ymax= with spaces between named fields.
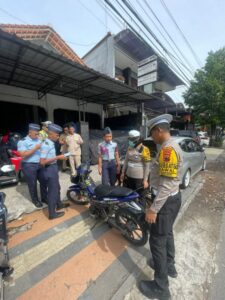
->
xmin=0 ymin=266 xmax=14 ymax=278
xmin=139 ymin=280 xmax=171 ymax=300
xmin=148 ymin=258 xmax=178 ymax=278
xmin=56 ymin=202 xmax=70 ymax=210
xmin=49 ymin=212 xmax=65 ymax=220
xmin=33 ymin=201 xmax=43 ymax=208
xmin=42 ymin=199 xmax=48 ymax=205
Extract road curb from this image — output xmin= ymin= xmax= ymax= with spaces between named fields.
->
xmin=112 ymin=175 xmax=204 ymax=300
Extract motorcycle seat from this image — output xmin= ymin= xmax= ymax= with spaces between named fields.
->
xmin=94 ymin=184 xmax=133 ymax=198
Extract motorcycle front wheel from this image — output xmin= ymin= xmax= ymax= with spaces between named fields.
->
xmin=66 ymin=190 xmax=90 ymax=205
xmin=115 ymin=208 xmax=148 ymax=246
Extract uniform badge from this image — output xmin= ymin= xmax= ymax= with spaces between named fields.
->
xmin=162 ymin=147 xmax=172 ymax=162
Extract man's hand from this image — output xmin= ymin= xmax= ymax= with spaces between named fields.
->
xmin=34 ymin=143 xmax=42 ymax=150
xmin=145 ymin=209 xmax=157 ymax=224
xmin=57 ymin=154 xmax=67 ymax=160
xmin=120 ymin=172 xmax=125 ymax=182
xmin=143 ymin=180 xmax=149 ymax=189
xmin=98 ymin=166 xmax=102 ymax=175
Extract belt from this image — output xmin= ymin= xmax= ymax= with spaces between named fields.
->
xmin=45 ymin=163 xmax=57 ymax=168
xmin=128 ymin=162 xmax=143 ymax=168
xmin=103 ymin=159 xmax=115 ymax=162
xmin=151 ymin=188 xmax=179 ymax=197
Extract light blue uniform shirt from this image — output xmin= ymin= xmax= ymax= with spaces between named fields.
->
xmin=98 ymin=141 xmax=118 ymax=161
xmin=17 ymin=136 xmax=41 ymax=163
xmin=40 ymin=138 xmax=56 ymax=163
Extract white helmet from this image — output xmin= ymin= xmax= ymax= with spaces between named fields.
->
xmin=128 ymin=130 xmax=141 ymax=144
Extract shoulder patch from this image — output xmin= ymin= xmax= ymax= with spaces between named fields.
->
xmin=158 ymin=146 xmax=178 ymax=178
xmin=142 ymin=146 xmax=151 ymax=162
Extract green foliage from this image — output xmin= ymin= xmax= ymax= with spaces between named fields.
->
xmin=184 ymin=48 xmax=225 ymax=131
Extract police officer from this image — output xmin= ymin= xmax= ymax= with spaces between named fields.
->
xmin=39 ymin=121 xmax=52 ymax=141
xmin=121 ymin=130 xmax=151 ymax=194
xmin=139 ymin=114 xmax=183 ymax=300
xmin=17 ymin=123 xmax=47 ymax=208
xmin=39 ymin=123 xmax=69 ymax=220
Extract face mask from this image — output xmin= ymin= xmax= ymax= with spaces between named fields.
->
xmin=128 ymin=140 xmax=135 ymax=148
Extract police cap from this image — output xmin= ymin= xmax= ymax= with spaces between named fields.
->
xmin=48 ymin=124 xmax=62 ymax=134
xmin=29 ymin=123 xmax=40 ymax=131
xmin=147 ymin=114 xmax=173 ymax=133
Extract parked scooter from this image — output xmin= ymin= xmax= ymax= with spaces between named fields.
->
xmin=67 ymin=163 xmax=149 ymax=246
xmin=0 ymin=192 xmax=14 ymax=299
xmin=0 ymin=146 xmax=18 ymax=187
xmin=6 ymin=149 xmax=23 ymax=181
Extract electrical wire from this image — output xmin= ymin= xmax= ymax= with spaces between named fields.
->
xmin=121 ymin=0 xmax=191 ymax=84
xmin=108 ymin=0 xmax=190 ymax=86
xmin=95 ymin=0 xmax=124 ymax=30
xmin=0 ymin=7 xmax=28 ymax=24
xmin=137 ymin=0 xmax=195 ymax=76
xmin=160 ymin=0 xmax=202 ymax=68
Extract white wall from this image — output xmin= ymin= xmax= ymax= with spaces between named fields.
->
xmin=0 ymin=84 xmax=103 ymax=121
xmin=83 ymin=36 xmax=115 ymax=78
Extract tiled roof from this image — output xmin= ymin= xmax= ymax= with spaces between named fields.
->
xmin=0 ymin=24 xmax=85 ymax=65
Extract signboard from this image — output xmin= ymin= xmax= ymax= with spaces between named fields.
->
xmin=138 ymin=71 xmax=157 ymax=86
xmin=138 ymin=60 xmax=158 ymax=77
xmin=138 ymin=55 xmax=157 ymax=67
xmin=137 ymin=55 xmax=158 ymax=87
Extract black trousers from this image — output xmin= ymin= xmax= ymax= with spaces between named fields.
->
xmin=22 ymin=163 xmax=47 ymax=203
xmin=38 ymin=164 xmax=61 ymax=217
xmin=150 ymin=192 xmax=181 ymax=291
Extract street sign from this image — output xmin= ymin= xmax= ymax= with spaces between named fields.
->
xmin=138 ymin=55 xmax=157 ymax=67
xmin=137 ymin=55 xmax=158 ymax=87
xmin=138 ymin=71 xmax=157 ymax=86
xmin=138 ymin=60 xmax=158 ymax=77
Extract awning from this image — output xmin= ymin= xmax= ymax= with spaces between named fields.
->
xmin=0 ymin=28 xmax=159 ymax=106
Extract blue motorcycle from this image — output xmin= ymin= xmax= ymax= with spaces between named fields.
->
xmin=67 ymin=163 xmax=149 ymax=246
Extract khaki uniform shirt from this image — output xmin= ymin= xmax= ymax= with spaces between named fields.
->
xmin=66 ymin=133 xmax=83 ymax=156
xmin=122 ymin=145 xmax=151 ymax=180
xmin=59 ymin=133 xmax=68 ymax=153
xmin=150 ymin=138 xmax=183 ymax=213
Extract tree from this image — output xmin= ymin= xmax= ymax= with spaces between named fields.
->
xmin=184 ymin=48 xmax=225 ymax=134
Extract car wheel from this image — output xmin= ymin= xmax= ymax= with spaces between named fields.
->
xmin=181 ymin=169 xmax=191 ymax=189
xmin=202 ymin=159 xmax=206 ymax=171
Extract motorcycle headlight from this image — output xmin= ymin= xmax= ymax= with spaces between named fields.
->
xmin=1 ymin=165 xmax=15 ymax=172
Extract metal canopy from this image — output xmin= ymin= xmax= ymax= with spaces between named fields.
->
xmin=0 ymin=29 xmax=157 ymax=106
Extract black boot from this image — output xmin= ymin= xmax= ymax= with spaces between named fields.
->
xmin=148 ymin=258 xmax=178 ymax=278
xmin=139 ymin=280 xmax=171 ymax=300
xmin=49 ymin=212 xmax=65 ymax=220
xmin=33 ymin=201 xmax=43 ymax=208
xmin=56 ymin=202 xmax=70 ymax=210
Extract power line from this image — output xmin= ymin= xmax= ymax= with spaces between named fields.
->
xmin=160 ymin=0 xmax=202 ymax=68
xmin=108 ymin=0 xmax=191 ymax=86
xmin=117 ymin=0 xmax=191 ymax=85
xmin=77 ymin=0 xmax=108 ymax=31
xmin=0 ymin=7 xmax=28 ymax=23
xmin=95 ymin=0 xmax=124 ymax=30
xmin=138 ymin=0 xmax=195 ymax=76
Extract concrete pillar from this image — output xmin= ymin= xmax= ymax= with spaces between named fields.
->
xmin=101 ymin=107 xmax=105 ymax=129
xmin=77 ymin=122 xmax=89 ymax=163
xmin=32 ymin=106 xmax=39 ymax=123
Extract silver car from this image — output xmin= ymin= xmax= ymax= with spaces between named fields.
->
xmin=174 ymin=137 xmax=206 ymax=188
xmin=143 ymin=136 xmax=206 ymax=189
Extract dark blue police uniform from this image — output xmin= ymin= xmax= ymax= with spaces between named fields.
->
xmin=17 ymin=123 xmax=47 ymax=208
xmin=39 ymin=124 xmax=67 ymax=219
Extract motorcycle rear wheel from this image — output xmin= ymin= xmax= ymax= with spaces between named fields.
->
xmin=66 ymin=190 xmax=89 ymax=205
xmin=115 ymin=208 xmax=148 ymax=246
